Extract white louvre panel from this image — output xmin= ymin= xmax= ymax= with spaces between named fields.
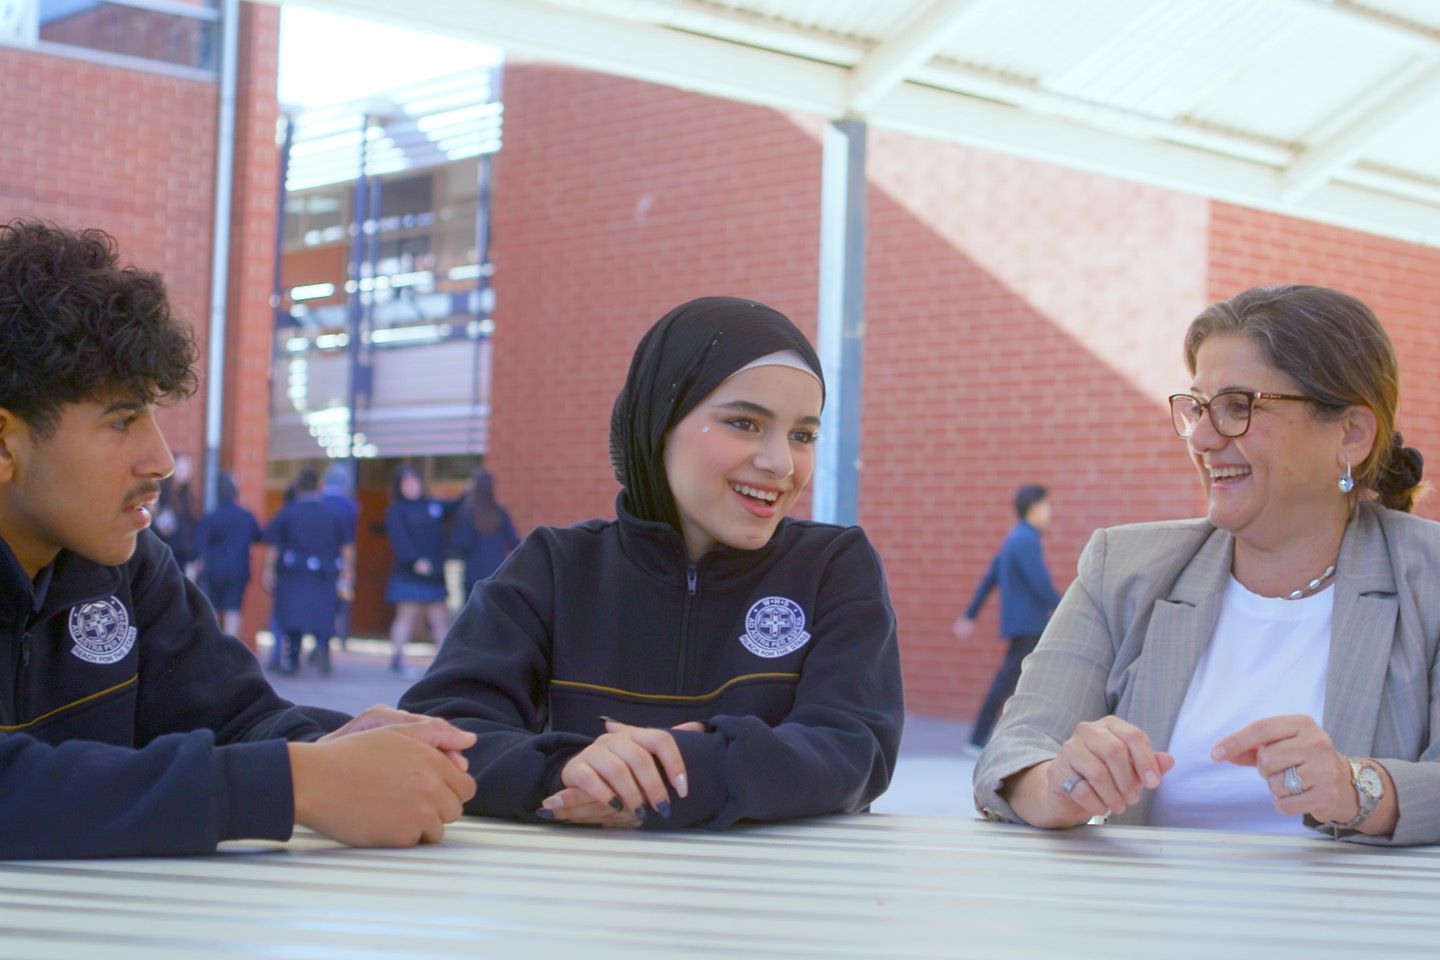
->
xmin=269 ymin=339 xmax=491 ymax=459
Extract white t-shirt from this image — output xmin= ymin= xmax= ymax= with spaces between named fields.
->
xmin=1147 ymin=575 xmax=1331 ymax=835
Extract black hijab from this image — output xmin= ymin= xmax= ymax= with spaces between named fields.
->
xmin=610 ymin=296 xmax=824 ymax=531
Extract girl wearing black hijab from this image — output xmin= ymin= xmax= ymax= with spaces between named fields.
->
xmin=402 ymin=297 xmax=903 ymax=828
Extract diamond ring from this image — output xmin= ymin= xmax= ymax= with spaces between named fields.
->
xmin=1060 ymin=771 xmax=1086 ymax=797
xmin=1283 ymin=765 xmax=1304 ymax=796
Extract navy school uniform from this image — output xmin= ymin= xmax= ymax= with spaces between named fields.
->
xmin=265 ymin=496 xmax=350 ymax=638
xmin=0 ymin=530 xmax=347 ymax=859
xmin=386 ymin=498 xmax=457 ymax=604
xmin=962 ymin=520 xmax=1061 ymax=638
xmin=400 ymin=496 xmax=904 ymax=830
xmin=194 ymin=502 xmax=263 ymax=612
xmin=450 ymin=505 xmax=520 ymax=598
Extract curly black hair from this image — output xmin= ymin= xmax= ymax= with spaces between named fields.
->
xmin=0 ymin=219 xmax=198 ymax=438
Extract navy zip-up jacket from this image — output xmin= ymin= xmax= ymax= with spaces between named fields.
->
xmin=0 ymin=530 xmax=347 ymax=859
xmin=963 ymin=520 xmax=1061 ymax=638
xmin=401 ymin=499 xmax=904 ymax=829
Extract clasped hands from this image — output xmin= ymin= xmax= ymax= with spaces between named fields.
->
xmin=537 ymin=718 xmax=700 ymax=828
xmin=289 ymin=705 xmax=478 ymax=848
xmin=1028 ymin=714 xmax=1357 ymax=828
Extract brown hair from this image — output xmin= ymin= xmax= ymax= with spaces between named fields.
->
xmin=1184 ymin=285 xmax=1423 ymax=512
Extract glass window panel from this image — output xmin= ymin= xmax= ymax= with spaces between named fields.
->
xmin=39 ymin=1 xmax=216 ymax=70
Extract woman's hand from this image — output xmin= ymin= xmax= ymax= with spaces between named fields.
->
xmin=538 ymin=720 xmax=696 ymax=826
xmin=1007 ymin=716 xmax=1174 ymax=828
xmin=1211 ymin=715 xmax=1357 ymax=823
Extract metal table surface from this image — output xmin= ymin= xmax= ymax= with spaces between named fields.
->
xmin=3 ymin=814 xmax=1439 ymax=959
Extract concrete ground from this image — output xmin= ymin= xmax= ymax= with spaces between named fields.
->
xmin=263 ymin=638 xmax=978 ymax=817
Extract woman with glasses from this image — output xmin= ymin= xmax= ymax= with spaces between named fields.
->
xmin=975 ymin=285 xmax=1440 ymax=845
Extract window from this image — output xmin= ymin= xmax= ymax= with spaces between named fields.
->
xmin=36 ymin=0 xmax=218 ymax=72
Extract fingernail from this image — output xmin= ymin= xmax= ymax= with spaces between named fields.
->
xmin=1210 ymin=745 xmax=1227 ymax=761
xmin=675 ymin=773 xmax=689 ymax=799
xmin=542 ymin=795 xmax=565 ymax=810
xmin=634 ymin=806 xmax=646 ymax=821
xmin=1127 ymin=794 xmax=1140 ymax=806
xmin=537 ymin=809 xmax=555 ymax=820
xmin=599 ymin=715 xmax=616 ymax=723
xmin=608 ymin=797 xmax=624 ymax=812
xmin=1145 ymin=772 xmax=1160 ymax=789
xmin=657 ymin=800 xmax=671 ymax=819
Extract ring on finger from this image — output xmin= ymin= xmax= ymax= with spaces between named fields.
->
xmin=1282 ymin=765 xmax=1304 ymax=796
xmin=1060 ymin=771 xmax=1086 ymax=797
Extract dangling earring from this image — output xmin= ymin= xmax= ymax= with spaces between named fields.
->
xmin=1338 ymin=460 xmax=1355 ymax=494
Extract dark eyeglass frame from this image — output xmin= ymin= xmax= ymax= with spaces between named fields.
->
xmin=1168 ymin=390 xmax=1315 ymax=439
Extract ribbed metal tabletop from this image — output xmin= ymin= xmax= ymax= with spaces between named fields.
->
xmin=3 ymin=814 xmax=1438 ymax=958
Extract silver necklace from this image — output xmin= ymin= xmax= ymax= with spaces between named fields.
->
xmin=1286 ymin=564 xmax=1336 ymax=600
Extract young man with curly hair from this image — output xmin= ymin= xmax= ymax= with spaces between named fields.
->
xmin=0 ymin=220 xmax=477 ymax=858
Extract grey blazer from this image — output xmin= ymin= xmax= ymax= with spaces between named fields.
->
xmin=973 ymin=500 xmax=1440 ymax=846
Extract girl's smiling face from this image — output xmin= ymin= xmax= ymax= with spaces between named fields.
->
xmin=663 ymin=364 xmax=822 ymax=561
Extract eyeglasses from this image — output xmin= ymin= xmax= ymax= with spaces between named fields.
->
xmin=1168 ymin=391 xmax=1314 ymax=439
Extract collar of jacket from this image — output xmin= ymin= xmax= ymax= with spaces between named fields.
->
xmin=613 ymin=492 xmax=783 ymax=585
xmin=0 ymin=534 xmax=123 ymax=627
xmin=1166 ymin=499 xmax=1396 ymax=606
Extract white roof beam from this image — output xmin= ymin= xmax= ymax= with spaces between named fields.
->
xmin=259 ymin=0 xmax=1440 ymax=247
xmin=264 ymin=0 xmax=848 ymax=115
xmin=1277 ymin=0 xmax=1439 ymax=53
xmin=876 ymin=83 xmax=1440 ymax=245
xmin=1282 ymin=60 xmax=1440 ymax=202
xmin=845 ymin=0 xmax=993 ymax=114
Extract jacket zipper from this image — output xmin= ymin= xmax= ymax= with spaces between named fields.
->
xmin=675 ymin=564 xmax=697 ymax=693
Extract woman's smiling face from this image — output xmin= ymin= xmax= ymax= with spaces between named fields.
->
xmin=663 ymin=364 xmax=822 ymax=561
xmin=1186 ymin=334 xmax=1348 ymax=550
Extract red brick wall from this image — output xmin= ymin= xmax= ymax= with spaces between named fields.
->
xmin=229 ymin=2 xmax=283 ymax=647
xmin=487 ymin=65 xmax=825 ymax=529
xmin=0 ymin=6 xmax=281 ymax=648
xmin=862 ymin=132 xmax=1210 ymax=716
xmin=0 ymin=44 xmax=218 ymax=460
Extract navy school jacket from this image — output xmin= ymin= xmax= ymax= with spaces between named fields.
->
xmin=400 ymin=498 xmax=904 ymax=829
xmin=962 ymin=520 xmax=1061 ymax=639
xmin=0 ymin=530 xmax=347 ymax=859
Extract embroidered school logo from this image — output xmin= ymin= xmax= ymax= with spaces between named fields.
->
xmin=739 ymin=597 xmax=811 ymax=659
xmin=68 ymin=597 xmax=138 ymax=665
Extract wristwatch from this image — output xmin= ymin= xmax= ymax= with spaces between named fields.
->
xmin=1329 ymin=757 xmax=1384 ymax=831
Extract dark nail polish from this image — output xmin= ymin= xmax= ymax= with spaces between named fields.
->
xmin=608 ymin=797 xmax=624 ymax=812
xmin=657 ymin=800 xmax=671 ymax=819
xmin=634 ymin=806 xmax=647 ymax=821
xmin=537 ymin=808 xmax=555 ymax=820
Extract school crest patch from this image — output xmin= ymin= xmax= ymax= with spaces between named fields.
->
xmin=68 ymin=597 xmax=137 ymax=665
xmin=739 ymin=596 xmax=811 ymax=659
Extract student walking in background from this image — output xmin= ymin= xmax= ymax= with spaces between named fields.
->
xmin=321 ymin=462 xmax=360 ymax=649
xmin=154 ymin=451 xmax=198 ymax=579
xmin=954 ymin=484 xmax=1060 ymax=752
xmin=263 ymin=469 xmax=353 ymax=675
xmin=193 ymin=471 xmax=263 ymax=640
xmin=451 ymin=467 xmax=520 ymax=600
xmin=385 ymin=463 xmax=456 ymax=675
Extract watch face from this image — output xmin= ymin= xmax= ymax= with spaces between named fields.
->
xmin=1358 ymin=765 xmax=1383 ymax=799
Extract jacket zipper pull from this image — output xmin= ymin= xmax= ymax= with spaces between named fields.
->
xmin=21 ymin=632 xmax=32 ymax=667
xmin=686 ymin=565 xmax=697 ymax=595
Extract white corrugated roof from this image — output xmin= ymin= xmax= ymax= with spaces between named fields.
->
xmin=269 ymin=0 xmax=1440 ymax=245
